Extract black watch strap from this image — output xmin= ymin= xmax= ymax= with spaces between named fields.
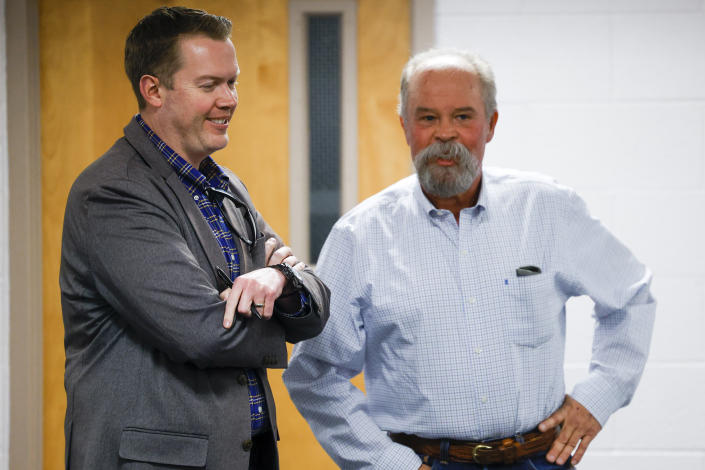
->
xmin=270 ymin=263 xmax=304 ymax=292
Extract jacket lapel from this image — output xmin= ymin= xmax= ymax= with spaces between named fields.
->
xmin=123 ymin=118 xmax=227 ymax=277
xmin=225 ymin=181 xmax=267 ymax=273
xmin=165 ymin=172 xmax=226 ymax=273
xmin=220 ymin=198 xmax=249 ymax=245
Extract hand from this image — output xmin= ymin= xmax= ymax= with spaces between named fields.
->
xmin=539 ymin=395 xmax=602 ymax=466
xmin=419 ymin=465 xmax=431 ymax=470
xmin=265 ymin=237 xmax=306 ymax=270
xmin=220 ymin=266 xmax=286 ymax=327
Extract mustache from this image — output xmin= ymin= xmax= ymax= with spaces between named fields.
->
xmin=413 ymin=140 xmax=480 ymax=198
xmin=414 ymin=141 xmax=470 ymax=164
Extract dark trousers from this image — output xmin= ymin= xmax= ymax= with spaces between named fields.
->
xmin=249 ymin=430 xmax=277 ymax=470
xmin=420 ymin=452 xmax=575 ymax=469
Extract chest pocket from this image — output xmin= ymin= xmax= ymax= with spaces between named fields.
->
xmin=505 ymin=271 xmax=556 ymax=347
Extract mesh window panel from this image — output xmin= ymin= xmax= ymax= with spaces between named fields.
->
xmin=308 ymin=14 xmax=341 ymax=263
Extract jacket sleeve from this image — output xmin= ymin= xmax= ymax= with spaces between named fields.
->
xmin=63 ymin=171 xmax=318 ymax=370
xmin=228 ymin=174 xmax=330 ymax=344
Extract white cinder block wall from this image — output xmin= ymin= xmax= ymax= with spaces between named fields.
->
xmin=435 ymin=1 xmax=705 ymax=468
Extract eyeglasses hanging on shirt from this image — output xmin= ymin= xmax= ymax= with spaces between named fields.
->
xmin=205 ymin=186 xmax=263 ymax=252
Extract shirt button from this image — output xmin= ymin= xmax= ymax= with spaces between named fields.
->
xmin=461 ymin=249 xmax=469 ymax=255
xmin=475 ymin=348 xmax=483 ymax=354
xmin=481 ymin=396 xmax=488 ymax=404
xmin=468 ymin=297 xmax=477 ymax=304
xmin=231 ymin=254 xmax=235 ymax=260
xmin=193 ymin=195 xmax=199 ymax=201
xmin=242 ymin=439 xmax=253 ymax=451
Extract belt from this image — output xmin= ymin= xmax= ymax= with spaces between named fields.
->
xmin=389 ymin=427 xmax=557 ymax=466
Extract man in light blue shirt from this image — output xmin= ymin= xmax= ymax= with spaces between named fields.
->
xmin=283 ymin=49 xmax=655 ymax=470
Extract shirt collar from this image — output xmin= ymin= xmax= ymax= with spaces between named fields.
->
xmin=475 ymin=174 xmax=490 ymax=211
xmin=412 ymin=172 xmax=490 ymax=219
xmin=135 ymin=114 xmax=228 ymax=191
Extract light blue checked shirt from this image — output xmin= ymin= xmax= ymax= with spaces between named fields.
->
xmin=284 ymin=168 xmax=655 ymax=470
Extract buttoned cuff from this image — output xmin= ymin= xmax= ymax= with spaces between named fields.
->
xmin=570 ymin=373 xmax=629 ymax=427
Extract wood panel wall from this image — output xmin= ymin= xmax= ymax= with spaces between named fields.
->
xmin=357 ymin=0 xmax=412 ymax=200
xmin=40 ymin=1 xmax=409 ymax=468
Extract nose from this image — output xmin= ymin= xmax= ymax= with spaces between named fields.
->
xmin=216 ymin=84 xmax=238 ymax=110
xmin=434 ymin=117 xmax=457 ymax=142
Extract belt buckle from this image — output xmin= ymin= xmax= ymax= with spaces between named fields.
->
xmin=472 ymin=444 xmax=493 ymax=464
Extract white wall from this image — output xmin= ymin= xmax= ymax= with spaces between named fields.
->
xmin=435 ymin=0 xmax=705 ymax=468
xmin=0 ymin=0 xmax=11 ymax=467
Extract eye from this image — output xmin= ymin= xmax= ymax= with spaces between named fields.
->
xmin=201 ymin=83 xmax=216 ymax=91
xmin=456 ymin=113 xmax=471 ymax=121
xmin=227 ymin=79 xmax=238 ymax=90
xmin=419 ymin=115 xmax=436 ymax=122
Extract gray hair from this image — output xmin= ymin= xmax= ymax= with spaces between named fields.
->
xmin=398 ymin=48 xmax=497 ymax=123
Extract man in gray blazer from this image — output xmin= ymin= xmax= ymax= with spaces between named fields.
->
xmin=60 ymin=6 xmax=330 ymax=469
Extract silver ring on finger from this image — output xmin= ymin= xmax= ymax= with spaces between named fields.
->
xmin=250 ymin=302 xmax=265 ymax=319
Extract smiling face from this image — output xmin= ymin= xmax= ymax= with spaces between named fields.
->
xmin=152 ymin=35 xmax=239 ymax=166
xmin=402 ymin=67 xmax=498 ymax=198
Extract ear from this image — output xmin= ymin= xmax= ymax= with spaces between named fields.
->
xmin=485 ymin=110 xmax=499 ymax=143
xmin=139 ymin=75 xmax=163 ymax=108
xmin=399 ymin=114 xmax=411 ymax=146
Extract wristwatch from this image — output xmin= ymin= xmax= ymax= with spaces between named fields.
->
xmin=270 ymin=263 xmax=304 ymax=293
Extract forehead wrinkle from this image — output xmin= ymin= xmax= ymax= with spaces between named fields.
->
xmin=409 ymin=69 xmax=477 ymax=100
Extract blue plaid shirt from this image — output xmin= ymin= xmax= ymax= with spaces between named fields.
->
xmin=136 ymin=114 xmax=268 ymax=434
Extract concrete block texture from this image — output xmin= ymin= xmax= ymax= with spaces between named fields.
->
xmin=613 ymin=13 xmax=705 ymax=99
xmin=565 ymin=365 xmax=705 ymax=450
xmin=488 ymin=103 xmax=705 ymax=192
xmin=607 ymin=365 xmax=705 ymax=449
xmin=612 ymin=191 xmax=705 ymax=277
xmin=436 ymin=0 xmax=705 ymax=464
xmin=564 ymin=279 xmax=705 ymax=365
xmin=576 ymin=451 xmax=705 ymax=470
xmin=648 ymin=277 xmax=705 ymax=362
xmin=438 ymin=0 xmax=704 ymax=15
xmin=437 ymin=15 xmax=611 ymax=103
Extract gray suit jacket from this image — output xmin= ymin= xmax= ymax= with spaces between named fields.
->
xmin=60 ymin=118 xmax=330 ymax=469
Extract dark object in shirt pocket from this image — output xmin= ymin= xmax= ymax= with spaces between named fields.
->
xmin=515 ymin=265 xmax=542 ymax=277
